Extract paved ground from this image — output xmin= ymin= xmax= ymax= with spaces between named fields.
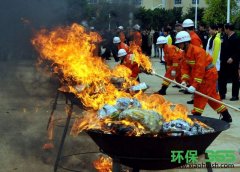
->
xmin=0 ymin=57 xmax=239 ymax=172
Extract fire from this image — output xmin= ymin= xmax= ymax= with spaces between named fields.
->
xmin=32 ymin=23 xmax=195 ymax=136
xmin=129 ymin=44 xmax=152 ymax=73
xmin=32 ymin=24 xmax=133 ymax=110
xmin=93 ymin=155 xmax=112 ymax=172
xmin=135 ymin=93 xmax=192 ymax=124
xmin=71 ymin=110 xmax=145 ymax=136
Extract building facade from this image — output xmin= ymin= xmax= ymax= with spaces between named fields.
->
xmin=141 ymin=0 xmax=207 ymax=13
xmin=88 ymin=0 xmax=141 ymax=6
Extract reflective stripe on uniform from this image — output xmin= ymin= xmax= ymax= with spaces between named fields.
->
xmin=172 ymin=63 xmax=178 ymax=67
xmin=205 ymin=63 xmax=214 ymax=71
xmin=187 ymin=60 xmax=195 ymax=65
xmin=216 ymin=105 xmax=226 ymax=113
xmin=182 ymin=74 xmax=190 ymax=79
xmin=163 ymin=80 xmax=170 ymax=86
xmin=194 ymin=78 xmax=202 ymax=83
xmin=194 ymin=107 xmax=204 ymax=113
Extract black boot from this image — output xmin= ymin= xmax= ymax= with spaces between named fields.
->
xmin=192 ymin=112 xmax=202 ymax=116
xmin=220 ymin=110 xmax=232 ymax=123
xmin=187 ymin=99 xmax=194 ymax=104
xmin=157 ymin=85 xmax=168 ymax=95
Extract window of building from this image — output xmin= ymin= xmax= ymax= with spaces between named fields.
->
xmin=174 ymin=0 xmax=181 ymax=5
xmin=192 ymin=0 xmax=199 ymax=4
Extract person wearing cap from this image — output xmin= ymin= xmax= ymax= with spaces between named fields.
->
xmin=175 ymin=31 xmax=232 ymax=123
xmin=117 ymin=26 xmax=126 ymax=44
xmin=182 ymin=18 xmax=203 ymax=104
xmin=155 ymin=36 xmax=183 ymax=95
xmin=182 ymin=19 xmax=203 ymax=48
xmin=117 ymin=49 xmax=140 ymax=81
xmin=131 ymin=24 xmax=142 ymax=51
xmin=113 ymin=36 xmax=129 ymax=53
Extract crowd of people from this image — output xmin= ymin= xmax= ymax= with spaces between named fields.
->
xmin=93 ymin=18 xmax=240 ymax=123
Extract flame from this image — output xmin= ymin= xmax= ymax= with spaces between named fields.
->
xmin=135 ymin=93 xmax=192 ymax=125
xmin=193 ymin=119 xmax=210 ymax=128
xmin=93 ymin=155 xmax=112 ymax=172
xmin=71 ymin=111 xmax=145 ymax=136
xmin=71 ymin=111 xmax=103 ymax=136
xmin=32 ymin=24 xmax=133 ymax=110
xmin=32 ymin=23 xmax=195 ymax=136
xmin=129 ymin=44 xmax=152 ymax=73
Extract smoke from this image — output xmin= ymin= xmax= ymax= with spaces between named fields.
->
xmin=0 ymin=0 xmax=68 ymax=60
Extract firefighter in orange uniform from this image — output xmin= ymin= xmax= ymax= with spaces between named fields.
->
xmin=155 ymin=36 xmax=183 ymax=95
xmin=117 ymin=49 xmax=140 ymax=81
xmin=132 ymin=24 xmax=142 ymax=51
xmin=117 ymin=26 xmax=126 ymax=43
xmin=182 ymin=19 xmax=203 ymax=47
xmin=113 ymin=36 xmax=129 ymax=53
xmin=182 ymin=19 xmax=203 ymax=104
xmin=175 ymin=31 xmax=232 ymax=123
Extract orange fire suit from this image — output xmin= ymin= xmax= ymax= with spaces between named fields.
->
xmin=133 ymin=31 xmax=142 ymax=47
xmin=181 ymin=44 xmax=226 ymax=115
xmin=189 ymin=31 xmax=203 ymax=48
xmin=118 ymin=42 xmax=129 ymax=53
xmin=119 ymin=31 xmax=126 ymax=43
xmin=162 ymin=45 xmax=183 ymax=87
xmin=187 ymin=31 xmax=203 ymax=85
xmin=122 ymin=54 xmax=140 ymax=79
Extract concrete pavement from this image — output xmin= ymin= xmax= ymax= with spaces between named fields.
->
xmin=0 ymin=57 xmax=239 ymax=172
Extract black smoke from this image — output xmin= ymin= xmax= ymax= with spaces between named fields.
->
xmin=0 ymin=0 xmax=68 ymax=60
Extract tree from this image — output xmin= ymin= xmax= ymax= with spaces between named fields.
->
xmin=203 ymin=0 xmax=237 ymax=24
xmin=66 ymin=0 xmax=89 ymax=23
xmin=182 ymin=7 xmax=205 ymax=23
xmin=134 ymin=7 xmax=153 ymax=29
xmin=135 ymin=7 xmax=183 ymax=30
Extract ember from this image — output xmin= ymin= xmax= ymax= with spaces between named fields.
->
xmin=93 ymin=155 xmax=112 ymax=172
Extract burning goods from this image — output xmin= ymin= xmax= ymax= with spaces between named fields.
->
xmin=162 ymin=119 xmax=214 ymax=136
xmin=72 ymin=97 xmax=214 ymax=136
xmin=32 ymin=23 xmax=215 ymax=138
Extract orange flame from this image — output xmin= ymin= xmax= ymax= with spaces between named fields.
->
xmin=32 ymin=24 xmax=133 ymax=110
xmin=93 ymin=155 xmax=112 ymax=172
xmin=71 ymin=110 xmax=146 ymax=136
xmin=135 ymin=93 xmax=192 ymax=124
xmin=32 ymin=23 xmax=194 ymax=136
xmin=129 ymin=44 xmax=152 ymax=73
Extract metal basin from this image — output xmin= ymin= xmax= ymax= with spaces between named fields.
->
xmin=87 ymin=115 xmax=230 ymax=170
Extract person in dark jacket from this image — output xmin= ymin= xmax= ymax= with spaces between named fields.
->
xmin=218 ymin=23 xmax=240 ymax=101
xmin=198 ymin=23 xmax=209 ymax=50
xmin=153 ymin=30 xmax=159 ymax=57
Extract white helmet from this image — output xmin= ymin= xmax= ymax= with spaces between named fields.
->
xmin=113 ymin=36 xmax=121 ymax=44
xmin=156 ymin=36 xmax=167 ymax=45
xmin=118 ymin=49 xmax=127 ymax=57
xmin=133 ymin=24 xmax=140 ymax=30
xmin=182 ymin=19 xmax=194 ymax=28
xmin=118 ymin=26 xmax=124 ymax=30
xmin=175 ymin=31 xmax=191 ymax=44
